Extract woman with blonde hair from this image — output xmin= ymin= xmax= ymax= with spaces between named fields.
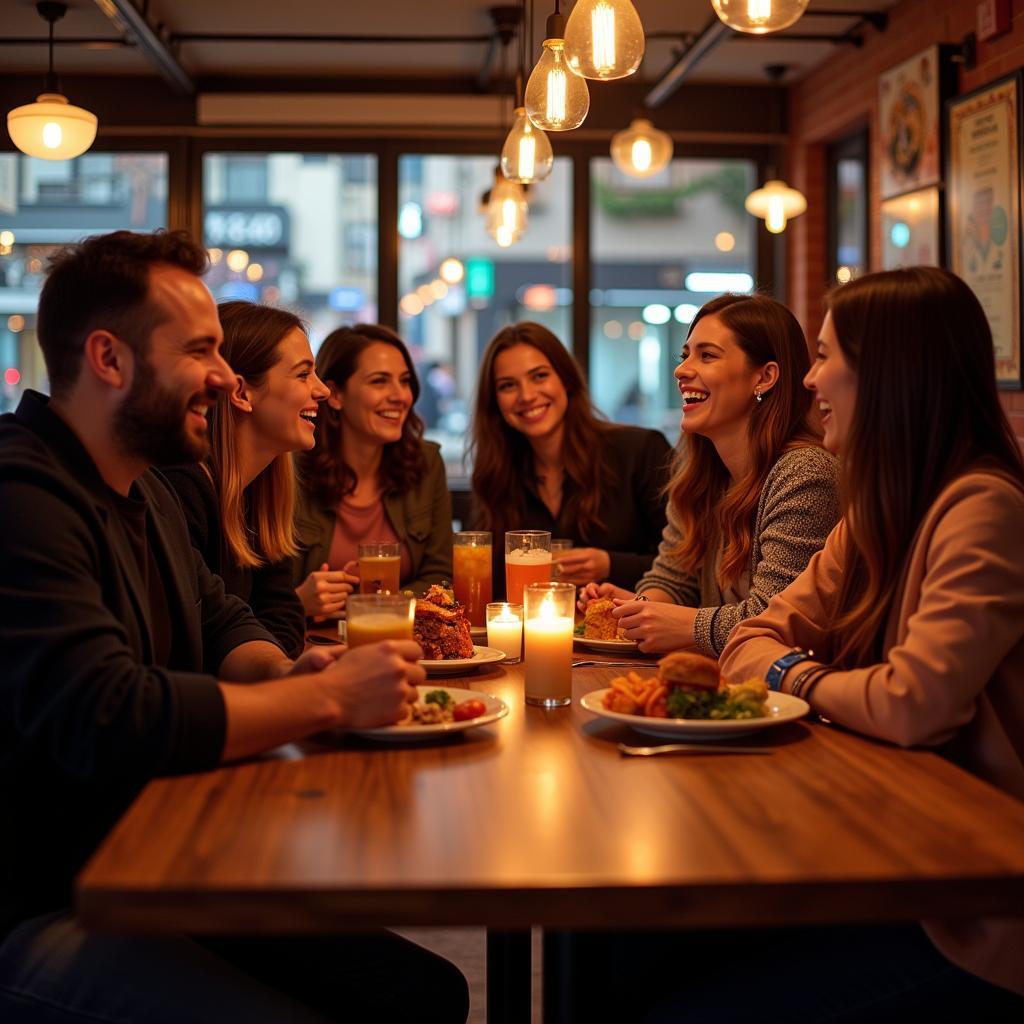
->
xmin=163 ymin=300 xmax=326 ymax=656
xmin=579 ymin=292 xmax=840 ymax=656
xmin=470 ymin=321 xmax=671 ymax=597
xmin=293 ymin=324 xmax=452 ymax=618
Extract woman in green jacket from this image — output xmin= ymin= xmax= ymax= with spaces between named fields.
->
xmin=293 ymin=324 xmax=452 ymax=620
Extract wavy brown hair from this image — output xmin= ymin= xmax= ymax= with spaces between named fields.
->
xmin=669 ymin=293 xmax=820 ymax=589
xmin=469 ymin=321 xmax=610 ymax=543
xmin=300 ymin=324 xmax=425 ymax=505
xmin=827 ymin=267 xmax=1024 ymax=668
xmin=208 ymin=301 xmax=305 ymax=568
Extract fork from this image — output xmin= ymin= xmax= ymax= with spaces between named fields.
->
xmin=618 ymin=742 xmax=773 ymax=756
xmin=572 ymin=660 xmax=653 ymax=668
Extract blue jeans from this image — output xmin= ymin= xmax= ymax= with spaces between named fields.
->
xmin=0 ymin=911 xmax=469 ymax=1023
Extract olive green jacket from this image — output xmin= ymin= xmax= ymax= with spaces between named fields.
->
xmin=292 ymin=440 xmax=453 ymax=596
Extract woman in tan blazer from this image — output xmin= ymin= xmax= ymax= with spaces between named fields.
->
xmin=709 ymin=267 xmax=1024 ymax=1015
xmin=292 ymin=324 xmax=452 ymax=619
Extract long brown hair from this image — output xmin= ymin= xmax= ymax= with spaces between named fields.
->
xmin=300 ymin=324 xmax=425 ymax=505
xmin=469 ymin=322 xmax=610 ymax=543
xmin=208 ymin=300 xmax=305 ymax=568
xmin=828 ymin=267 xmax=1024 ymax=667
xmin=669 ymin=293 xmax=819 ymax=588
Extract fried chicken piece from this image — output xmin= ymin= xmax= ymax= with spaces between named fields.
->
xmin=413 ymin=586 xmax=473 ymax=659
xmin=584 ymin=598 xmax=624 ymax=640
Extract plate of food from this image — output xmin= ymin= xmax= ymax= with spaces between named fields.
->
xmin=412 ymin=584 xmax=502 ymax=672
xmin=580 ymin=651 xmax=809 ymax=740
xmin=350 ymin=686 xmax=508 ymax=741
xmin=420 ymin=645 xmax=506 ymax=675
xmin=573 ymin=597 xmax=639 ymax=652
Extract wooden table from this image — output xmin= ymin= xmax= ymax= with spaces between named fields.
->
xmin=77 ymin=659 xmax=1024 ymax=1019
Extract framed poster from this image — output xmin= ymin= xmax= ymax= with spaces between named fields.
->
xmin=879 ymin=45 xmax=954 ymax=200
xmin=947 ymin=73 xmax=1023 ymax=387
xmin=880 ymin=186 xmax=942 ymax=270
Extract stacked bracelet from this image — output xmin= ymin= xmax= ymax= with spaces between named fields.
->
xmin=789 ymin=665 xmax=829 ymax=700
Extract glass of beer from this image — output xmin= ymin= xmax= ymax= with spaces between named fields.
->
xmin=345 ymin=593 xmax=416 ymax=648
xmin=524 ymin=582 xmax=575 ymax=707
xmin=358 ymin=542 xmax=401 ymax=594
xmin=505 ymin=530 xmax=551 ymax=605
xmin=453 ymin=531 xmax=492 ymax=627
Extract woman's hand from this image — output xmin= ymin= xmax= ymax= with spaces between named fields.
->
xmin=576 ymin=581 xmax=634 ymax=613
xmin=554 ymin=548 xmax=611 ymax=586
xmin=296 ymin=561 xmax=360 ymax=621
xmin=613 ymin=599 xmax=698 ymax=654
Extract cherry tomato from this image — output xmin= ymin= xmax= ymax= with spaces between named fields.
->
xmin=453 ymin=699 xmax=487 ymax=721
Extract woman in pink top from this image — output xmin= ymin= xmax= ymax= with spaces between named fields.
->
xmin=688 ymin=267 xmax=1024 ymax=1017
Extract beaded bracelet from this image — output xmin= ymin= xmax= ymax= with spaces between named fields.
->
xmin=789 ymin=665 xmax=829 ymax=700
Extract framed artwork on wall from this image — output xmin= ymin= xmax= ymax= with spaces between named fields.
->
xmin=947 ymin=72 xmax=1023 ymax=388
xmin=880 ymin=186 xmax=942 ymax=270
xmin=879 ymin=45 xmax=955 ymax=200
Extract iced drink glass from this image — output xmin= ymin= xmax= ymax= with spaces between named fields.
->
xmin=505 ymin=530 xmax=552 ymax=605
xmin=453 ymin=531 xmax=492 ymax=626
xmin=358 ymin=542 xmax=401 ymax=594
xmin=345 ymin=593 xmax=415 ymax=648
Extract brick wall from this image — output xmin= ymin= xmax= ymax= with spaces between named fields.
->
xmin=785 ymin=0 xmax=1024 ymax=442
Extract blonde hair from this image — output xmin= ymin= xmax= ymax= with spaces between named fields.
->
xmin=208 ymin=301 xmax=305 ymax=568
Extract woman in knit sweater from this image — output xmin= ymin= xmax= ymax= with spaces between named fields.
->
xmin=579 ymin=292 xmax=840 ymax=657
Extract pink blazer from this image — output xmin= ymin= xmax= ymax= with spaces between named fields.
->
xmin=721 ymin=469 xmax=1024 ymax=995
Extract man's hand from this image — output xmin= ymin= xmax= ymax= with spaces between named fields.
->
xmin=288 ymin=643 xmax=345 ymax=676
xmin=320 ymin=640 xmax=426 ymax=730
xmin=296 ymin=561 xmax=360 ymax=621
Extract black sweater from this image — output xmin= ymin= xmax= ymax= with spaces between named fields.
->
xmin=161 ymin=463 xmax=306 ymax=658
xmin=0 ymin=392 xmax=274 ymax=934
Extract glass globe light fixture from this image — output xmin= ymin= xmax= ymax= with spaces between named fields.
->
xmin=712 ymin=0 xmax=810 ymax=35
xmin=486 ymin=171 xmax=528 ymax=246
xmin=744 ymin=179 xmax=807 ymax=234
xmin=610 ymin=117 xmax=672 ymax=179
xmin=564 ymin=0 xmax=645 ymax=80
xmin=525 ymin=11 xmax=589 ymax=132
xmin=501 ymin=107 xmax=554 ymax=184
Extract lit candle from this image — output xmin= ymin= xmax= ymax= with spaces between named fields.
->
xmin=487 ymin=602 xmax=523 ymax=664
xmin=524 ymin=584 xmax=575 ymax=708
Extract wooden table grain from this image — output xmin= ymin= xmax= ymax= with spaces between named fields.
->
xmin=77 ymin=660 xmax=1024 ymax=935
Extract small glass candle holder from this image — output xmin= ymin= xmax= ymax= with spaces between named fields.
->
xmin=524 ymin=581 xmax=575 ymax=708
xmin=486 ymin=601 xmax=523 ymax=664
xmin=453 ymin=531 xmax=493 ymax=627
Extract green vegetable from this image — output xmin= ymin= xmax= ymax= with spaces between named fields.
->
xmin=424 ymin=689 xmax=453 ymax=709
xmin=574 ymin=623 xmax=586 ymax=636
xmin=666 ymin=688 xmax=724 ymax=720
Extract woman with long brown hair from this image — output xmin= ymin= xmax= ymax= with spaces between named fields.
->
xmin=293 ymin=324 xmax=452 ymax=618
xmin=469 ymin=321 xmax=671 ymax=597
xmin=671 ymin=266 xmax=1024 ymax=1015
xmin=162 ymin=300 xmax=327 ymax=657
xmin=580 ymin=292 xmax=840 ymax=657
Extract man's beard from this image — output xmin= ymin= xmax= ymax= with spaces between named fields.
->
xmin=113 ymin=353 xmax=217 ymax=466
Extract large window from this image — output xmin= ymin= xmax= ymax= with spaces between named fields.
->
xmin=397 ymin=154 xmax=572 ymax=476
xmin=589 ymin=156 xmax=757 ymax=441
xmin=827 ymin=130 xmax=868 ymax=287
xmin=0 ymin=151 xmax=169 ymax=410
xmin=202 ymin=152 xmax=378 ymax=341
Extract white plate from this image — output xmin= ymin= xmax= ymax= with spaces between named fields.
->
xmin=580 ymin=688 xmax=810 ymax=740
xmin=419 ymin=645 xmax=507 ymax=675
xmin=350 ymin=686 xmax=508 ymax=741
xmin=573 ymin=636 xmax=640 ymax=654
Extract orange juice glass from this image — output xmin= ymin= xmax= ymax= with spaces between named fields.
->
xmin=505 ymin=530 xmax=552 ymax=605
xmin=345 ymin=593 xmax=415 ymax=648
xmin=453 ymin=531 xmax=492 ymax=626
xmin=358 ymin=542 xmax=402 ymax=594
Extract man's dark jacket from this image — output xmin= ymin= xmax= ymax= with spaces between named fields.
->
xmin=0 ymin=391 xmax=276 ymax=934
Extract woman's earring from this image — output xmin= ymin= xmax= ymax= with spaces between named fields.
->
xmin=754 ymin=388 xmax=763 ymax=403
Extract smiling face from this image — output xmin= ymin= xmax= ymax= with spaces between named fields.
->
xmin=246 ymin=327 xmax=328 ymax=455
xmin=804 ymin=311 xmax=858 ymax=455
xmin=492 ymin=343 xmax=569 ymax=444
xmin=329 ymin=341 xmax=413 ymax=448
xmin=113 ymin=264 xmax=233 ymax=464
xmin=674 ymin=313 xmax=769 ymax=445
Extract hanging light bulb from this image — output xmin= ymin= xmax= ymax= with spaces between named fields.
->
xmin=486 ymin=169 xmax=528 ymax=246
xmin=564 ymin=0 xmax=645 ymax=81
xmin=744 ymin=179 xmax=807 ymax=234
xmin=501 ymin=107 xmax=554 ymax=184
xmin=610 ymin=117 xmax=673 ymax=179
xmin=711 ymin=0 xmax=810 ymax=35
xmin=525 ymin=8 xmax=589 ymax=132
xmin=6 ymin=4 xmax=98 ymax=161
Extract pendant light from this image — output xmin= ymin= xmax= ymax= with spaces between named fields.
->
xmin=525 ymin=3 xmax=589 ymax=132
xmin=744 ymin=178 xmax=807 ymax=233
xmin=564 ymin=0 xmax=645 ymax=81
xmin=502 ymin=15 xmax=554 ymax=184
xmin=6 ymin=3 xmax=98 ymax=161
xmin=711 ymin=0 xmax=810 ymax=35
xmin=611 ymin=116 xmax=673 ymax=178
xmin=486 ymin=167 xmax=528 ymax=246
